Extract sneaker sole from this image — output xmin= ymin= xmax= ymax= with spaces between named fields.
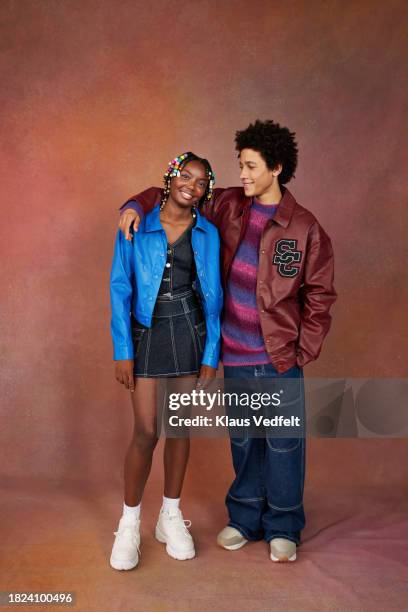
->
xmin=217 ymin=538 xmax=248 ymax=551
xmin=270 ymin=552 xmax=296 ymax=562
xmin=155 ymin=526 xmax=195 ymax=560
xmin=110 ymin=556 xmax=139 ymax=570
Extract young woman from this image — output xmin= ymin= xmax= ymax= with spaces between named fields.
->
xmin=109 ymin=153 xmax=223 ymax=570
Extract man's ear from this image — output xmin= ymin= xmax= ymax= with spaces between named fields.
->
xmin=272 ymin=163 xmax=283 ymax=177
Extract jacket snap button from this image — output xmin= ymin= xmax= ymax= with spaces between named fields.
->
xmin=165 ymin=262 xmax=171 ymax=268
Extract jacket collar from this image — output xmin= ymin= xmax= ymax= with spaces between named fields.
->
xmin=145 ymin=203 xmax=207 ymax=233
xmin=240 ymin=186 xmax=296 ymax=228
xmin=144 ymin=204 xmax=162 ymax=232
xmin=268 ymin=187 xmax=296 ymax=228
xmin=194 ymin=208 xmax=207 ymax=232
xmin=244 ymin=187 xmax=296 ymax=227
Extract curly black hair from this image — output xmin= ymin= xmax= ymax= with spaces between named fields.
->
xmin=235 ymin=119 xmax=298 ymax=185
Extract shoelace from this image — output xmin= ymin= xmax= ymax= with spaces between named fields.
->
xmin=167 ymin=514 xmax=192 ymax=536
xmin=113 ymin=524 xmax=141 ymax=554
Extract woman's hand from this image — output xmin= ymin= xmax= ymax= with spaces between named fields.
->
xmin=115 ymin=359 xmax=135 ymax=392
xmin=119 ymin=209 xmax=140 ymax=241
xmin=197 ymin=365 xmax=217 ymax=389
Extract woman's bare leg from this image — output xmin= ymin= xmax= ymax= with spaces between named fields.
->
xmin=124 ymin=378 xmax=159 ymax=506
xmin=163 ymin=375 xmax=195 ymax=499
xmin=163 ymin=438 xmax=190 ymax=498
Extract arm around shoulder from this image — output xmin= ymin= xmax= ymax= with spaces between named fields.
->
xmin=118 ymin=187 xmax=162 ymax=216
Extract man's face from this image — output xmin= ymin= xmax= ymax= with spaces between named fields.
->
xmin=238 ymin=148 xmax=281 ymax=198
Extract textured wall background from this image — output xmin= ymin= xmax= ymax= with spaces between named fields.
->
xmin=1 ymin=0 xmax=407 ymax=484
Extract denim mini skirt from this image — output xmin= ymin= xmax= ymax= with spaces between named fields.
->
xmin=131 ymin=289 xmax=206 ymax=377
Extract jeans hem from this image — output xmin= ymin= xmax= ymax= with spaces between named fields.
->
xmin=227 ymin=521 xmax=264 ymax=542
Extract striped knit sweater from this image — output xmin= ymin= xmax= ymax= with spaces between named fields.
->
xmin=221 ymin=199 xmax=279 ymax=366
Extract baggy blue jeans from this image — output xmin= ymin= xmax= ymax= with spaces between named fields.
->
xmin=223 ymin=363 xmax=306 ymax=546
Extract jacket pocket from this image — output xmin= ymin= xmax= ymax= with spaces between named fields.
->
xmin=131 ymin=323 xmax=146 ymax=358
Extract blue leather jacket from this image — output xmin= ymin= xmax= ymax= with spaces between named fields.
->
xmin=110 ymin=204 xmax=223 ymax=368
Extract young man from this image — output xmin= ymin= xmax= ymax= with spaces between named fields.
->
xmin=117 ymin=120 xmax=337 ymax=562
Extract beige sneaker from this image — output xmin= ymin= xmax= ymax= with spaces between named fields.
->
xmin=269 ymin=538 xmax=296 ymax=562
xmin=217 ymin=526 xmax=248 ymax=550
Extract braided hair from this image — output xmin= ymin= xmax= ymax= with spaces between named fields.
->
xmin=161 ymin=152 xmax=215 ymax=209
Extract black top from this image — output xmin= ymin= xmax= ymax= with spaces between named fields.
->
xmin=157 ymin=218 xmax=197 ymax=297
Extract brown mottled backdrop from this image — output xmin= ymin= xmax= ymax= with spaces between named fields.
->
xmin=1 ymin=1 xmax=407 ymax=610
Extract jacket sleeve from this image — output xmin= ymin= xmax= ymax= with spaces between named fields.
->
xmin=201 ymin=227 xmax=223 ymax=369
xmin=118 ymin=187 xmax=162 ymax=218
xmin=199 ymin=188 xmax=227 ymax=226
xmin=296 ymin=223 xmax=337 ymax=367
xmin=119 ymin=187 xmax=227 ymax=227
xmin=110 ymin=229 xmax=135 ymax=360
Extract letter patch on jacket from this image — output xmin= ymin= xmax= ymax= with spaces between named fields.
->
xmin=273 ymin=239 xmax=302 ymax=277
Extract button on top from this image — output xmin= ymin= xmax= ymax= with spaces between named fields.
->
xmin=165 ymin=262 xmax=171 ymax=268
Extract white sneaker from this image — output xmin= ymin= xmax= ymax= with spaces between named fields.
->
xmin=155 ymin=508 xmax=195 ymax=560
xmin=110 ymin=515 xmax=141 ymax=570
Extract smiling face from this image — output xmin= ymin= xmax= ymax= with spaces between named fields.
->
xmin=239 ymin=148 xmax=282 ymax=199
xmin=169 ymin=160 xmax=209 ymax=209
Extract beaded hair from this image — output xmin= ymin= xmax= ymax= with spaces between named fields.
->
xmin=161 ymin=152 xmax=215 ymax=209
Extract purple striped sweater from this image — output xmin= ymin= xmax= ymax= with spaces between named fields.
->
xmin=221 ymin=199 xmax=279 ymax=366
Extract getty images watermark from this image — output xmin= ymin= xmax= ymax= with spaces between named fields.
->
xmin=152 ymin=378 xmax=408 ymax=438
xmin=166 ymin=388 xmax=300 ymax=429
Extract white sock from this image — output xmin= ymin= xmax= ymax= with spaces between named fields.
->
xmin=123 ymin=502 xmax=141 ymax=519
xmin=162 ymin=496 xmax=180 ymax=513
